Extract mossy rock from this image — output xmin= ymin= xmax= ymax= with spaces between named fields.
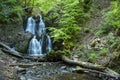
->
xmin=14 ymin=32 xmax=33 ymax=54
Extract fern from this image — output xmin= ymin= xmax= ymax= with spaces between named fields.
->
xmin=0 ymin=0 xmax=23 ymax=23
xmin=47 ymin=0 xmax=89 ymax=50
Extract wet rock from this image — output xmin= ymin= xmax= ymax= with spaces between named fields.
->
xmin=15 ymin=66 xmax=26 ymax=73
xmin=19 ymin=75 xmax=26 ymax=80
xmin=89 ymin=38 xmax=107 ymax=50
xmin=0 ymin=60 xmax=18 ymax=80
xmin=14 ymin=32 xmax=33 ymax=54
xmin=0 ymin=24 xmax=22 ymax=44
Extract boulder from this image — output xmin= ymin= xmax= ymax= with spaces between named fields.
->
xmin=14 ymin=32 xmax=33 ymax=54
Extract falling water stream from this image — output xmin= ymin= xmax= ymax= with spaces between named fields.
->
xmin=25 ymin=15 xmax=52 ymax=56
xmin=25 ymin=17 xmax=36 ymax=35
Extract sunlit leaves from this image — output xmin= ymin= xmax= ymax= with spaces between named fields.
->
xmin=49 ymin=27 xmax=71 ymax=42
xmin=0 ymin=0 xmax=23 ymax=23
xmin=47 ymin=0 xmax=89 ymax=50
xmin=34 ymin=0 xmax=59 ymax=14
xmin=104 ymin=1 xmax=120 ymax=29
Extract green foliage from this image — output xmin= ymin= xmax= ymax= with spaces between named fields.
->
xmin=96 ymin=1 xmax=120 ymax=35
xmin=109 ymin=37 xmax=120 ymax=51
xmin=103 ymin=32 xmax=120 ymax=51
xmin=22 ymin=0 xmax=60 ymax=15
xmin=48 ymin=0 xmax=90 ymax=50
xmin=96 ymin=1 xmax=120 ymax=55
xmin=49 ymin=27 xmax=71 ymax=42
xmin=34 ymin=0 xmax=58 ymax=14
xmin=100 ymin=48 xmax=108 ymax=56
xmin=105 ymin=1 xmax=120 ymax=29
xmin=0 ymin=0 xmax=23 ymax=23
xmin=88 ymin=53 xmax=98 ymax=63
xmin=85 ymin=48 xmax=108 ymax=63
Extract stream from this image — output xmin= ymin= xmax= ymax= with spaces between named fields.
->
xmin=18 ymin=60 xmax=100 ymax=80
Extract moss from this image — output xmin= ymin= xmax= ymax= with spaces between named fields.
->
xmin=88 ymin=53 xmax=98 ymax=63
xmin=15 ymin=40 xmax=29 ymax=54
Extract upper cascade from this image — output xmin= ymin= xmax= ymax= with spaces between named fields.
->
xmin=37 ymin=15 xmax=46 ymax=36
xmin=25 ymin=17 xmax=35 ymax=35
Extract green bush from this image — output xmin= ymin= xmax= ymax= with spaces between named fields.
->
xmin=48 ymin=0 xmax=90 ymax=51
xmin=88 ymin=53 xmax=98 ymax=63
xmin=100 ymin=48 xmax=108 ymax=56
xmin=0 ymin=0 xmax=23 ymax=23
xmin=96 ymin=1 xmax=120 ymax=35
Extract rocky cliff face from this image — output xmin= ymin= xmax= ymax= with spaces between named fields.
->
xmin=14 ymin=32 xmax=33 ymax=54
xmin=0 ymin=24 xmax=23 ymax=44
xmin=0 ymin=24 xmax=33 ymax=54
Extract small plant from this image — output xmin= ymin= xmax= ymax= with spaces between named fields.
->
xmin=100 ymin=48 xmax=108 ymax=56
xmin=88 ymin=53 xmax=98 ymax=63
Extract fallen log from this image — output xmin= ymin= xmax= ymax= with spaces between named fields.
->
xmin=62 ymin=56 xmax=106 ymax=71
xmin=0 ymin=42 xmax=47 ymax=61
xmin=0 ymin=42 xmax=23 ymax=58
xmin=62 ymin=56 xmax=120 ymax=80
xmin=73 ymin=67 xmax=120 ymax=80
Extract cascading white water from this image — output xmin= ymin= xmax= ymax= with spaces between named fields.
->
xmin=28 ymin=36 xmax=42 ymax=56
xmin=25 ymin=15 xmax=52 ymax=56
xmin=46 ymin=35 xmax=52 ymax=52
xmin=25 ymin=17 xmax=35 ymax=34
xmin=37 ymin=15 xmax=46 ymax=36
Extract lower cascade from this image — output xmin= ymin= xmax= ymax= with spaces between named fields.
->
xmin=25 ymin=15 xmax=52 ymax=56
xmin=28 ymin=36 xmax=42 ymax=56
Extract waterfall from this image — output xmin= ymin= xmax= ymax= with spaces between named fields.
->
xmin=28 ymin=36 xmax=42 ymax=56
xmin=37 ymin=15 xmax=46 ymax=36
xmin=25 ymin=17 xmax=35 ymax=34
xmin=46 ymin=35 xmax=52 ymax=52
xmin=25 ymin=15 xmax=52 ymax=56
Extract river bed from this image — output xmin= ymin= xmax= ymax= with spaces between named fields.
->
xmin=18 ymin=60 xmax=100 ymax=80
